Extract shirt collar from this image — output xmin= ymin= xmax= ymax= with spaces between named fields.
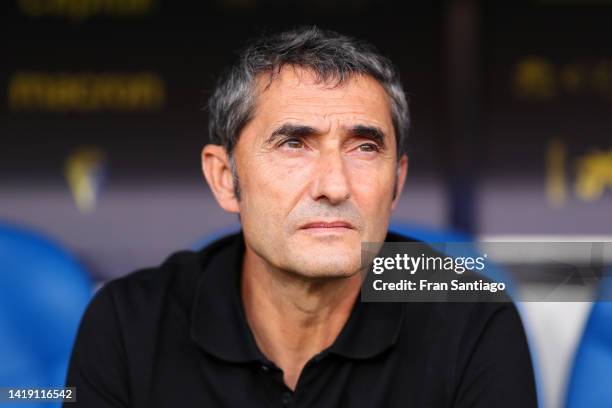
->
xmin=190 ymin=231 xmax=409 ymax=363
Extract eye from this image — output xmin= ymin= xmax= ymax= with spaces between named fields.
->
xmin=280 ymin=138 xmax=304 ymax=149
xmin=358 ymin=143 xmax=379 ymax=152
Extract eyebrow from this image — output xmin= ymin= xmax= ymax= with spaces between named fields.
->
xmin=348 ymin=124 xmax=386 ymax=147
xmin=266 ymin=123 xmax=387 ymax=147
xmin=266 ymin=124 xmax=319 ymax=144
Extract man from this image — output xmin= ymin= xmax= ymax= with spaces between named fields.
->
xmin=65 ymin=27 xmax=537 ymax=407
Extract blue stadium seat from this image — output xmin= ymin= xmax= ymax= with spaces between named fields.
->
xmin=191 ymin=224 xmax=241 ymax=251
xmin=0 ymin=222 xmax=92 ymax=407
xmin=565 ymin=276 xmax=612 ymax=408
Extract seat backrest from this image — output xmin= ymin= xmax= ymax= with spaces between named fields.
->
xmin=565 ymin=276 xmax=612 ymax=407
xmin=0 ymin=222 xmax=92 ymax=398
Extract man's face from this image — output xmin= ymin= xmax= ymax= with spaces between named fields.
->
xmin=230 ymin=67 xmax=406 ymax=278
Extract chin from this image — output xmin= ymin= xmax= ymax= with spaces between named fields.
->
xmin=277 ymin=231 xmax=364 ymax=278
xmin=284 ymin=250 xmax=361 ymax=279
xmin=293 ymin=267 xmax=357 ymax=280
xmin=294 ymin=229 xmax=361 ymax=250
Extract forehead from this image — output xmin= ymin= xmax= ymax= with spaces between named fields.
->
xmin=251 ymin=66 xmax=394 ymax=130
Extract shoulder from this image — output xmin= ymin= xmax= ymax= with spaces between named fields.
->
xmin=398 ymin=300 xmax=531 ymax=387
xmin=66 ymin=249 xmax=204 ymax=397
xmin=91 ymin=232 xmax=241 ymax=328
xmin=102 ymin=250 xmax=202 ymax=313
xmin=75 ymin=249 xmax=201 ymax=346
xmin=412 ymin=300 xmax=523 ymax=339
xmin=400 ymin=299 xmax=526 ymax=363
xmin=82 ymin=231 xmax=240 ymax=325
xmin=428 ymin=302 xmax=536 ymax=406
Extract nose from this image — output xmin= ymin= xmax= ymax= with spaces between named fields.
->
xmin=309 ymin=148 xmax=351 ymax=205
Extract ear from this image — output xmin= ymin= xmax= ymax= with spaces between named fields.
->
xmin=391 ymin=154 xmax=409 ymax=211
xmin=201 ymin=144 xmax=240 ymax=213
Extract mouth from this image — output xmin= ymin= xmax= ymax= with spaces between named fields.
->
xmin=299 ymin=220 xmax=355 ymax=233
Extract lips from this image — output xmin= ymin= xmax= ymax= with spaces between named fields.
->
xmin=300 ymin=221 xmax=354 ymax=230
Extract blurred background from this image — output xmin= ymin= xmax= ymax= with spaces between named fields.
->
xmin=1 ymin=0 xmax=612 ymax=407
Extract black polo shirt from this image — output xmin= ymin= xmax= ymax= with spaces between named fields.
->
xmin=65 ymin=231 xmax=537 ymax=407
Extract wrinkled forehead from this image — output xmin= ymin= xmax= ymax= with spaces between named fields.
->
xmin=250 ymin=65 xmax=394 ymax=129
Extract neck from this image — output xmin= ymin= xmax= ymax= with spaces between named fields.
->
xmin=241 ymin=245 xmax=361 ymax=391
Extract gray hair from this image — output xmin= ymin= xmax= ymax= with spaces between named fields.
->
xmin=207 ymin=26 xmax=410 ymax=199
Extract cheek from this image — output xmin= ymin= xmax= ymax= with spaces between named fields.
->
xmin=241 ymin=155 xmax=309 ymax=218
xmin=347 ymin=164 xmax=396 ymax=238
xmin=347 ymin=161 xmax=396 ymax=208
xmin=259 ymin=156 xmax=310 ymax=196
